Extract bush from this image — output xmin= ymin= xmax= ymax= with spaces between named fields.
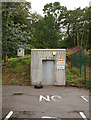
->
xmin=70 ymin=67 xmax=80 ymax=76
xmin=66 ymin=63 xmax=74 ymax=84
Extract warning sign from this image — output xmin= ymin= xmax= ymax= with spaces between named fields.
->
xmin=57 ymin=61 xmax=65 ymax=69
xmin=59 ymin=58 xmax=62 ymax=61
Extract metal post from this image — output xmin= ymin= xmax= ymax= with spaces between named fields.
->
xmin=80 ymin=50 xmax=81 ymax=75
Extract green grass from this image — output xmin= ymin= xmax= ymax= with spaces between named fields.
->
xmin=2 ymin=54 xmax=89 ymax=89
xmin=8 ymin=57 xmax=17 ymax=61
xmin=66 ymin=64 xmax=74 ymax=84
xmin=2 ymin=55 xmax=31 ymax=86
xmin=70 ymin=67 xmax=80 ymax=76
xmin=66 ymin=48 xmax=90 ymax=89
xmin=66 ymin=63 xmax=86 ymax=88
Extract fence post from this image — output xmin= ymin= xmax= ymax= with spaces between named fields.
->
xmin=80 ymin=50 xmax=81 ymax=75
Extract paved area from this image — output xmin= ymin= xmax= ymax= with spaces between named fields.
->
xmin=0 ymin=85 xmax=2 ymax=120
xmin=2 ymin=85 xmax=89 ymax=119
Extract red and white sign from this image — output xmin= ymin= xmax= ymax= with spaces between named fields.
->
xmin=57 ymin=61 xmax=65 ymax=69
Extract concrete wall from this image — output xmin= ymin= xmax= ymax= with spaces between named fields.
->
xmin=31 ymin=49 xmax=66 ymax=85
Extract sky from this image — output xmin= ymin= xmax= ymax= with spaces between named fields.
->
xmin=26 ymin=0 xmax=91 ymax=16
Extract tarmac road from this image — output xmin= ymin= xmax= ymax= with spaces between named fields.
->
xmin=2 ymin=85 xmax=89 ymax=119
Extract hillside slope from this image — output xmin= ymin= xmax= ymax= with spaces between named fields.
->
xmin=2 ymin=56 xmax=31 ymax=86
xmin=2 ymin=55 xmax=86 ymax=88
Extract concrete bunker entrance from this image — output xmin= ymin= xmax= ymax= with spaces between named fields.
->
xmin=31 ymin=49 xmax=66 ymax=86
xmin=42 ymin=60 xmax=55 ymax=85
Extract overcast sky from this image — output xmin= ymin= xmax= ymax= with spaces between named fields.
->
xmin=26 ymin=0 xmax=90 ymax=16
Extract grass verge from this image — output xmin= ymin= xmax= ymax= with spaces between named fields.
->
xmin=66 ymin=64 xmax=86 ymax=88
xmin=2 ymin=55 xmax=31 ymax=86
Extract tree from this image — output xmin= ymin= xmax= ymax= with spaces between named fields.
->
xmin=41 ymin=2 xmax=68 ymax=48
xmin=60 ymin=7 xmax=90 ymax=48
xmin=2 ymin=1 xmax=31 ymax=59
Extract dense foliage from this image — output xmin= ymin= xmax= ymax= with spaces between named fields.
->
xmin=2 ymin=2 xmax=31 ymax=59
xmin=2 ymin=2 xmax=90 ymax=59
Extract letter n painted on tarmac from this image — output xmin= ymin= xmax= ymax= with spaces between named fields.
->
xmin=39 ymin=95 xmax=50 ymax=101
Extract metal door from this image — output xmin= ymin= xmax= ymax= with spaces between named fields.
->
xmin=42 ymin=60 xmax=54 ymax=85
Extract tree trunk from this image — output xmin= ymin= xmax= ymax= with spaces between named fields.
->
xmin=73 ymin=24 xmax=75 ymax=46
xmin=81 ymin=33 xmax=83 ymax=47
xmin=77 ymin=29 xmax=79 ymax=46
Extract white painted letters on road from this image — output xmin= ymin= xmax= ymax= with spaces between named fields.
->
xmin=39 ymin=95 xmax=62 ymax=102
xmin=39 ymin=95 xmax=50 ymax=101
xmin=51 ymin=95 xmax=62 ymax=101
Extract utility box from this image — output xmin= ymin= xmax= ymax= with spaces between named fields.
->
xmin=31 ymin=49 xmax=66 ymax=86
xmin=17 ymin=47 xmax=24 ymax=57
